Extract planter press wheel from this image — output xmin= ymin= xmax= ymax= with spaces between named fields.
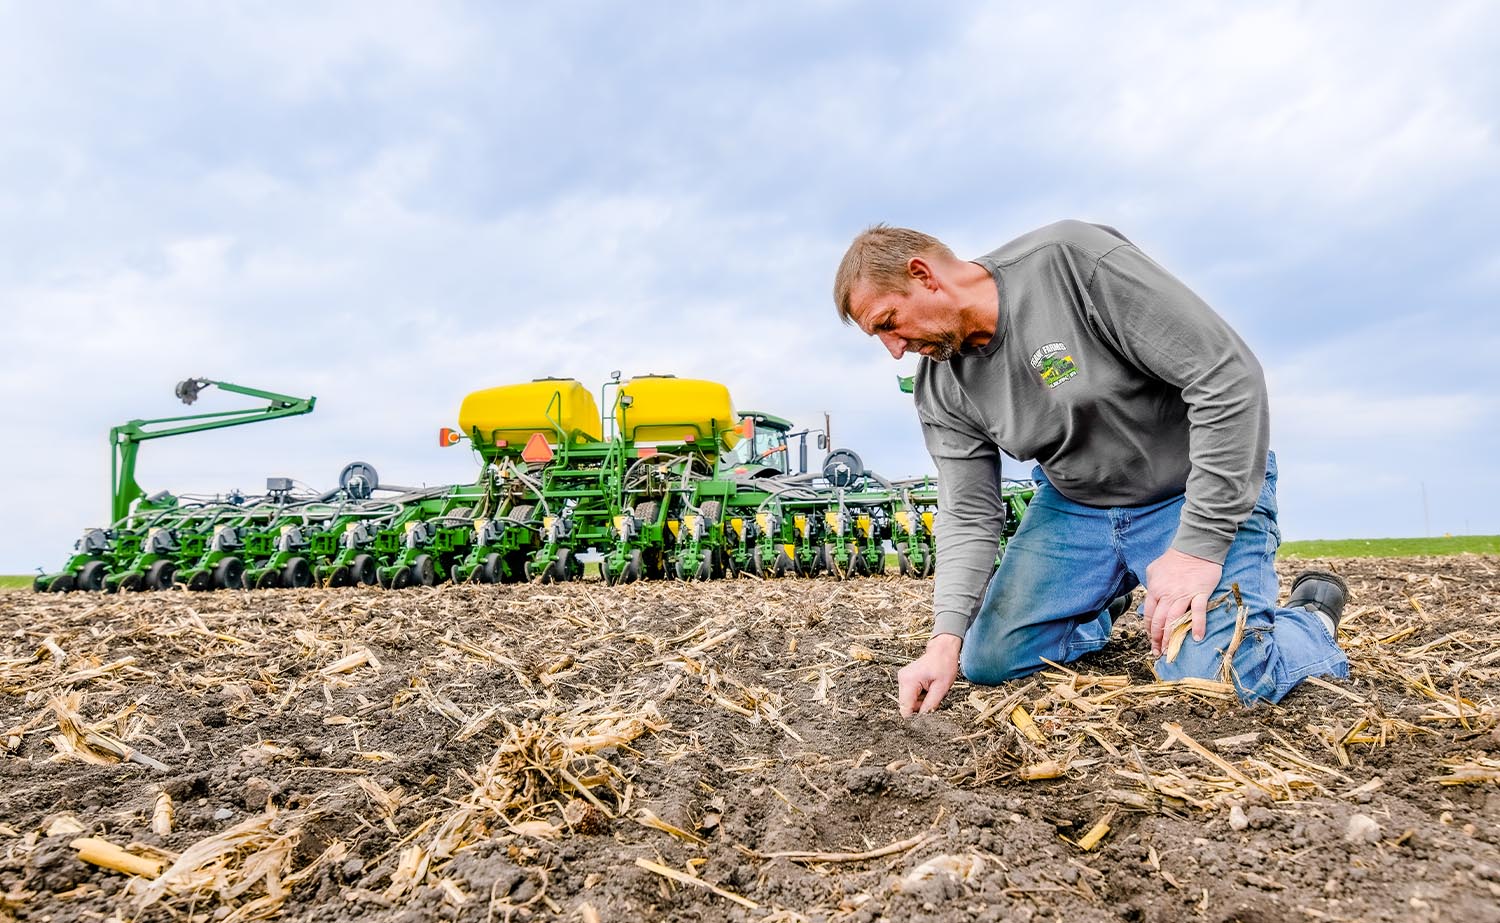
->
xmin=540 ymin=548 xmax=581 ymax=584
xmin=188 ymin=570 xmax=214 ymax=592
xmin=254 ymin=570 xmax=282 ymax=590
xmin=145 ymin=561 xmax=176 ymax=591
xmin=76 ymin=561 xmax=107 ymax=592
xmin=390 ymin=567 xmax=414 ymax=590
xmin=327 ymin=566 xmax=352 ymax=588
xmin=282 ymin=556 xmax=314 ymax=589
xmin=747 ymin=546 xmax=765 ymax=577
xmin=213 ymin=556 xmax=245 ymax=590
xmin=772 ymin=550 xmax=798 ymax=578
xmin=674 ymin=556 xmax=712 ymax=581
xmin=411 ymin=554 xmax=437 ymax=587
xmin=898 ymin=548 xmax=933 ymax=578
xmin=48 ymin=574 xmax=76 ymax=593
xmin=623 ymin=549 xmax=645 ymax=583
xmin=118 ymin=572 xmax=145 ymax=593
xmin=351 ymin=554 xmax=377 ymax=586
xmin=479 ymin=553 xmax=503 ymax=584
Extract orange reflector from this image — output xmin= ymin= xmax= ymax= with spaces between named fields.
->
xmin=740 ymin=418 xmax=755 ymax=439
xmin=495 ymin=439 xmax=507 ymax=448
xmin=439 ymin=427 xmax=462 ymax=447
xmin=684 ymin=431 xmax=697 ymax=443
xmin=521 ymin=432 xmax=553 ymax=464
xmin=636 ymin=446 xmax=658 ymax=458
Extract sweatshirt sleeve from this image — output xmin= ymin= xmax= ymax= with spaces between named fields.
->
xmin=917 ymin=393 xmax=1004 ymax=639
xmin=1086 ymin=245 xmax=1269 ymax=562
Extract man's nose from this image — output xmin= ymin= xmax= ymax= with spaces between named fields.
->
xmin=878 ymin=332 xmax=907 ymax=359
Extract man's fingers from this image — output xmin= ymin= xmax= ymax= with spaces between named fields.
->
xmin=1153 ymin=597 xmax=1189 ymax=654
xmin=896 ymin=671 xmax=917 ymax=718
xmin=1191 ymin=592 xmax=1208 ymax=642
xmin=919 ymin=673 xmax=953 ymax=714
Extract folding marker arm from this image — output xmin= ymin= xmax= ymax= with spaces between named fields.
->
xmin=110 ymin=379 xmax=316 ymax=524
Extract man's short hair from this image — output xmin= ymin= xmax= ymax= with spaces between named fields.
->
xmin=833 ymin=224 xmax=955 ymax=324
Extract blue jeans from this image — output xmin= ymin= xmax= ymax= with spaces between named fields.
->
xmin=959 ymin=453 xmax=1348 ymax=704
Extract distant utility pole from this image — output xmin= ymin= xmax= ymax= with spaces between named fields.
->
xmin=1420 ymin=481 xmax=1430 ymax=537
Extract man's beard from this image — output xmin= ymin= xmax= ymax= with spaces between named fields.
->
xmin=911 ymin=333 xmax=961 ymax=362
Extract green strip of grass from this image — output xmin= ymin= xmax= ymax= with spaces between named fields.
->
xmin=1279 ymin=535 xmax=1500 ymax=558
xmin=0 ymin=575 xmax=35 ymax=589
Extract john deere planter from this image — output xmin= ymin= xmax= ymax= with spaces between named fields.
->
xmin=36 ymin=375 xmax=1035 ymax=591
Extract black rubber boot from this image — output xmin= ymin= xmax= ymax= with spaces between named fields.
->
xmin=1287 ymin=570 xmax=1349 ymax=626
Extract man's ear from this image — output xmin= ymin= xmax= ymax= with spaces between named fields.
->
xmin=907 ymin=256 xmax=941 ymax=292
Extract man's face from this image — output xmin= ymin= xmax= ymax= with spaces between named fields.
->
xmin=848 ymin=276 xmax=964 ymax=362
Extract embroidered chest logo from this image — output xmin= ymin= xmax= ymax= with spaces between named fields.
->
xmin=1029 ymin=341 xmax=1079 ymax=389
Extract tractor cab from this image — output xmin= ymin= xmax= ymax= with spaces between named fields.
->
xmin=724 ymin=412 xmax=795 ymax=477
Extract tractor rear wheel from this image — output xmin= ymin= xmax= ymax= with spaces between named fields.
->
xmin=76 ymin=561 xmax=107 ymax=592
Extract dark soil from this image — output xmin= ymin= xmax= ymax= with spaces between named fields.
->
xmin=2 ymin=556 xmax=1498 ymax=922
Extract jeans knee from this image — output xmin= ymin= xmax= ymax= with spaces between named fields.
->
xmin=1152 ymin=634 xmax=1228 ymax=685
xmin=960 ymin=642 xmax=1039 ymax=686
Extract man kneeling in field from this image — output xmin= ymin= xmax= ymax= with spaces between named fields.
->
xmin=834 ymin=220 xmax=1349 ymax=715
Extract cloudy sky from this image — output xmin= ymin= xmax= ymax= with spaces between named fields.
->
xmin=3 ymin=1 xmax=1497 ymax=573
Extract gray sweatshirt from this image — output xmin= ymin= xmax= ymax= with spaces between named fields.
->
xmin=915 ymin=221 xmax=1269 ymax=639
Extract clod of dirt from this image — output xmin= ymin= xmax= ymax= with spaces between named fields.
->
xmin=1346 ymin=813 xmax=1382 ymax=843
xmin=1229 ymin=804 xmax=1250 ymax=831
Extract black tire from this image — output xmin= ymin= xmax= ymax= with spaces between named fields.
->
xmin=442 ymin=506 xmax=474 ymax=527
xmin=503 ymin=551 xmax=530 ymax=583
xmin=213 ymin=556 xmax=245 ymax=590
xmin=351 ymin=554 xmax=377 ymax=586
xmin=327 ymin=565 xmax=352 ymax=588
xmin=254 ymin=570 xmax=282 ymax=590
xmin=391 ymin=567 xmax=414 ymax=590
xmin=146 ymin=561 xmax=176 ymax=591
xmin=118 ymin=572 xmax=145 ymax=593
xmin=541 ymin=548 xmax=579 ymax=584
xmin=76 ymin=561 xmax=107 ymax=592
xmin=32 ymin=575 xmax=46 ymax=593
xmin=623 ymin=549 xmax=644 ymax=583
xmin=48 ymin=574 xmax=76 ymax=593
xmin=632 ymin=500 xmax=660 ymax=528
xmin=282 ymin=557 xmax=314 ymax=589
xmin=411 ymin=554 xmax=437 ymax=587
xmin=188 ymin=570 xmax=213 ymax=592
xmin=772 ymin=550 xmax=797 ymax=578
xmin=505 ymin=504 xmax=535 ymax=524
xmin=479 ymin=553 xmax=502 ymax=584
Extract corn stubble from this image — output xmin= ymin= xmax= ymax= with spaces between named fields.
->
xmin=0 ymin=556 xmax=1497 ymax=921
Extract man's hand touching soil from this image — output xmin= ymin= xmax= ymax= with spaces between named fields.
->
xmin=1144 ymin=548 xmax=1223 ymax=656
xmin=897 ymin=633 xmax=962 ymax=716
